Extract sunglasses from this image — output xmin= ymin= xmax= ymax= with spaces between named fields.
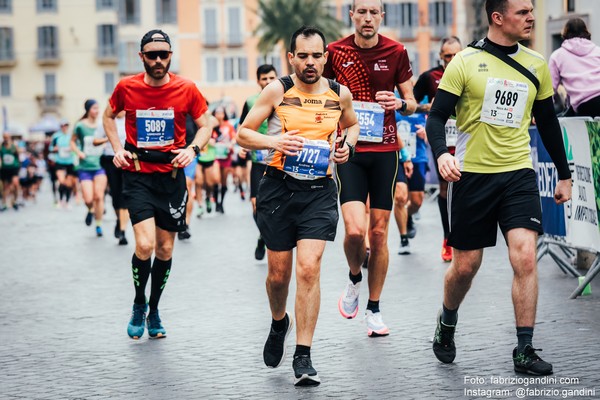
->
xmin=442 ymin=53 xmax=456 ymax=61
xmin=142 ymin=50 xmax=172 ymax=60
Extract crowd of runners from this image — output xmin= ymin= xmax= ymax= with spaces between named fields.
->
xmin=1 ymin=0 xmax=576 ymax=388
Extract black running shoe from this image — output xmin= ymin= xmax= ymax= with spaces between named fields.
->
xmin=293 ymin=355 xmax=321 ymax=386
xmin=255 ymin=237 xmax=266 ymax=260
xmin=432 ymin=310 xmax=456 ymax=363
xmin=114 ymin=221 xmax=120 ymax=238
xmin=362 ymin=248 xmax=370 ymax=269
xmin=178 ymin=229 xmax=191 ymax=240
xmin=118 ymin=231 xmax=128 ymax=246
xmin=513 ymin=345 xmax=553 ymax=375
xmin=263 ymin=312 xmax=293 ymax=368
xmin=85 ymin=211 xmax=93 ymax=226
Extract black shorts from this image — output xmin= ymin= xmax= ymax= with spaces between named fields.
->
xmin=55 ymin=163 xmax=77 ymax=177
xmin=250 ymin=162 xmax=267 ymax=199
xmin=256 ymin=169 xmax=338 ymax=251
xmin=448 ymin=169 xmax=543 ymax=250
xmin=198 ymin=160 xmax=214 ymax=169
xmin=396 ymin=161 xmax=427 ymax=191
xmin=123 ymin=170 xmax=188 ymax=232
xmin=0 ymin=168 xmax=19 ymax=183
xmin=336 ymin=151 xmax=398 ymax=210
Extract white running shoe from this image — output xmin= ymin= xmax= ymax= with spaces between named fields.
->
xmin=338 ymin=279 xmax=361 ymax=319
xmin=365 ymin=310 xmax=390 ymax=337
xmin=399 ymin=238 xmax=411 ymax=255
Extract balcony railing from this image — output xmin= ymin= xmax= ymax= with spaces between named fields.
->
xmin=37 ymin=48 xmax=60 ymax=65
xmin=227 ymin=33 xmax=243 ymax=47
xmin=36 ymin=94 xmax=63 ymax=113
xmin=0 ymin=49 xmax=16 ymax=66
xmin=97 ymin=45 xmax=118 ymax=64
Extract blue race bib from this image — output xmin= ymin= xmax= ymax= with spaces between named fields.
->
xmin=353 ymin=101 xmax=384 ymax=143
xmin=283 ymin=140 xmax=330 ymax=179
xmin=136 ymin=109 xmax=175 ymax=148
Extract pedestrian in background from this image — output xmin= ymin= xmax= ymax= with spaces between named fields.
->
xmin=549 ymin=18 xmax=600 ymax=118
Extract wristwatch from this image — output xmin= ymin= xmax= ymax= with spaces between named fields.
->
xmin=346 ymin=142 xmax=355 ymax=158
xmin=191 ymin=145 xmax=200 ymax=155
xmin=399 ymin=99 xmax=407 ymax=113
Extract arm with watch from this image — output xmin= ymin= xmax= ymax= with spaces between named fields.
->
xmin=171 ymin=111 xmax=213 ymax=168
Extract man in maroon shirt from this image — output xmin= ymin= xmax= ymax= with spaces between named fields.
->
xmin=323 ymin=0 xmax=416 ymax=337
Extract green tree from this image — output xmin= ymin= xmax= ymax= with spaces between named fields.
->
xmin=253 ymin=0 xmax=344 ymax=73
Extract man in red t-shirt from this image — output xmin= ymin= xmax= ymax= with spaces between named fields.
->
xmin=103 ymin=29 xmax=212 ymax=340
xmin=323 ymin=0 xmax=416 ymax=337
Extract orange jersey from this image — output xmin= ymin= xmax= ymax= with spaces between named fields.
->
xmin=266 ymin=76 xmax=342 ymax=179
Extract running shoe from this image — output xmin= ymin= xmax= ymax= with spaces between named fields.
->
xmin=399 ymin=236 xmax=411 ymax=255
xmin=513 ymin=345 xmax=553 ymax=375
xmin=441 ymin=238 xmax=453 ymax=262
xmin=365 ymin=310 xmax=390 ymax=337
xmin=240 ymin=190 xmax=246 ymax=201
xmin=178 ymin=229 xmax=191 ymax=240
xmin=407 ymin=215 xmax=416 ymax=238
xmin=12 ymin=203 xmax=19 ymax=211
xmin=85 ymin=211 xmax=93 ymax=226
xmin=293 ymin=355 xmax=321 ymax=386
xmin=147 ymin=309 xmax=167 ymax=339
xmin=263 ymin=312 xmax=293 ymax=368
xmin=0 ymin=205 xmax=7 ymax=212
xmin=127 ymin=303 xmax=147 ymax=339
xmin=216 ymin=203 xmax=224 ymax=213
xmin=432 ymin=309 xmax=456 ymax=363
xmin=197 ymin=206 xmax=204 ymax=218
xmin=338 ymin=280 xmax=360 ymax=319
xmin=96 ymin=226 xmax=103 ymax=237
xmin=361 ymin=248 xmax=370 ymax=269
xmin=118 ymin=231 xmax=128 ymax=246
xmin=255 ymin=237 xmax=266 ymax=260
xmin=206 ymin=198 xmax=212 ymax=213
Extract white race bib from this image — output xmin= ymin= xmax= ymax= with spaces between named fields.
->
xmin=397 ymin=120 xmax=416 ymax=158
xmin=353 ymin=101 xmax=384 ymax=143
xmin=83 ymin=136 xmax=104 ymax=157
xmin=480 ymin=77 xmax=529 ymax=128
xmin=445 ymin=119 xmax=458 ymax=147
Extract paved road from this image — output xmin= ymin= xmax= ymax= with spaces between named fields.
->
xmin=1 ymin=182 xmax=599 ymax=400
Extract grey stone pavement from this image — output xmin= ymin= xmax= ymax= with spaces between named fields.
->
xmin=1 ymin=182 xmax=599 ymax=400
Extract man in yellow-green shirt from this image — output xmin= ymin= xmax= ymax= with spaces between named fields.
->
xmin=426 ymin=0 xmax=571 ymax=376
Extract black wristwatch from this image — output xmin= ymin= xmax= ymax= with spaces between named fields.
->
xmin=346 ymin=142 xmax=355 ymax=158
xmin=191 ymin=145 xmax=200 ymax=155
xmin=399 ymin=99 xmax=407 ymax=113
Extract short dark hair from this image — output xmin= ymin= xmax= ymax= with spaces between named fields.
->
xmin=256 ymin=64 xmax=277 ymax=80
xmin=562 ymin=18 xmax=591 ymax=40
xmin=440 ymin=36 xmax=461 ymax=52
xmin=289 ymin=26 xmax=326 ymax=54
xmin=140 ymin=29 xmax=171 ymax=51
xmin=485 ymin=0 xmax=509 ymax=24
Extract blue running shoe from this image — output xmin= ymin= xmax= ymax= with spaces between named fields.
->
xmin=147 ymin=309 xmax=167 ymax=339
xmin=127 ymin=303 xmax=147 ymax=339
xmin=96 ymin=226 xmax=103 ymax=237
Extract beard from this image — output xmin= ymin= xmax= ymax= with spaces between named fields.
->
xmin=143 ymin=60 xmax=171 ymax=80
xmin=296 ymin=67 xmax=320 ymax=84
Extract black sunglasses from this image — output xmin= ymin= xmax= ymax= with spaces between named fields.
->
xmin=142 ymin=50 xmax=172 ymax=60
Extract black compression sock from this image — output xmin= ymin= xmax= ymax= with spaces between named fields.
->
xmin=438 ymin=196 xmax=450 ymax=238
xmin=271 ymin=314 xmax=288 ymax=332
xmin=148 ymin=257 xmax=172 ymax=311
xmin=349 ymin=270 xmax=362 ymax=285
xmin=441 ymin=304 xmax=458 ymax=326
xmin=294 ymin=345 xmax=311 ymax=358
xmin=366 ymin=299 xmax=380 ymax=313
xmin=212 ymin=184 xmax=219 ymax=203
xmin=132 ymin=254 xmax=151 ymax=305
xmin=516 ymin=327 xmax=534 ymax=353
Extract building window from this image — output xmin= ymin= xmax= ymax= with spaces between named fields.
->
xmin=224 ymin=56 xmax=248 ymax=82
xmin=256 ymin=54 xmax=282 ymax=76
xmin=206 ymin=57 xmax=219 ymax=83
xmin=0 ymin=27 xmax=14 ymax=61
xmin=429 ymin=1 xmax=452 ymax=37
xmin=118 ymin=41 xmax=139 ymax=74
xmin=98 ymin=25 xmax=117 ymax=58
xmin=410 ymin=52 xmax=419 ymax=76
xmin=119 ymin=0 xmax=140 ymax=25
xmin=156 ymin=0 xmax=177 ymax=24
xmin=0 ymin=0 xmax=12 ymax=14
xmin=45 ymin=73 xmax=56 ymax=95
xmin=0 ymin=74 xmax=10 ymax=97
xmin=104 ymin=72 xmax=115 ymax=94
xmin=37 ymin=26 xmax=59 ymax=60
xmin=96 ymin=0 xmax=115 ymax=11
xmin=37 ymin=0 xmax=57 ymax=12
xmin=203 ymin=8 xmax=218 ymax=46
xmin=343 ymin=4 xmax=352 ymax=28
xmin=227 ymin=7 xmax=243 ymax=46
xmin=566 ymin=0 xmax=575 ymax=12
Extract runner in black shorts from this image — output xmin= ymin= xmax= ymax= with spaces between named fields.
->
xmin=426 ymin=0 xmax=571 ymax=376
xmin=103 ymin=29 xmax=212 ymax=341
xmin=237 ymin=26 xmax=359 ymax=386
xmin=323 ymin=0 xmax=417 ymax=337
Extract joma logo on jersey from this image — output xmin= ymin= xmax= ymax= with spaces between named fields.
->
xmin=304 ymin=99 xmax=323 ymax=104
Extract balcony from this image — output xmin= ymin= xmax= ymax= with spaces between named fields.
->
xmin=96 ymin=45 xmax=118 ymax=64
xmin=37 ymin=48 xmax=60 ymax=65
xmin=35 ymin=94 xmax=63 ymax=113
xmin=0 ymin=49 xmax=16 ymax=67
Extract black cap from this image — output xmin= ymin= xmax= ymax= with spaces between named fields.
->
xmin=140 ymin=29 xmax=171 ymax=51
